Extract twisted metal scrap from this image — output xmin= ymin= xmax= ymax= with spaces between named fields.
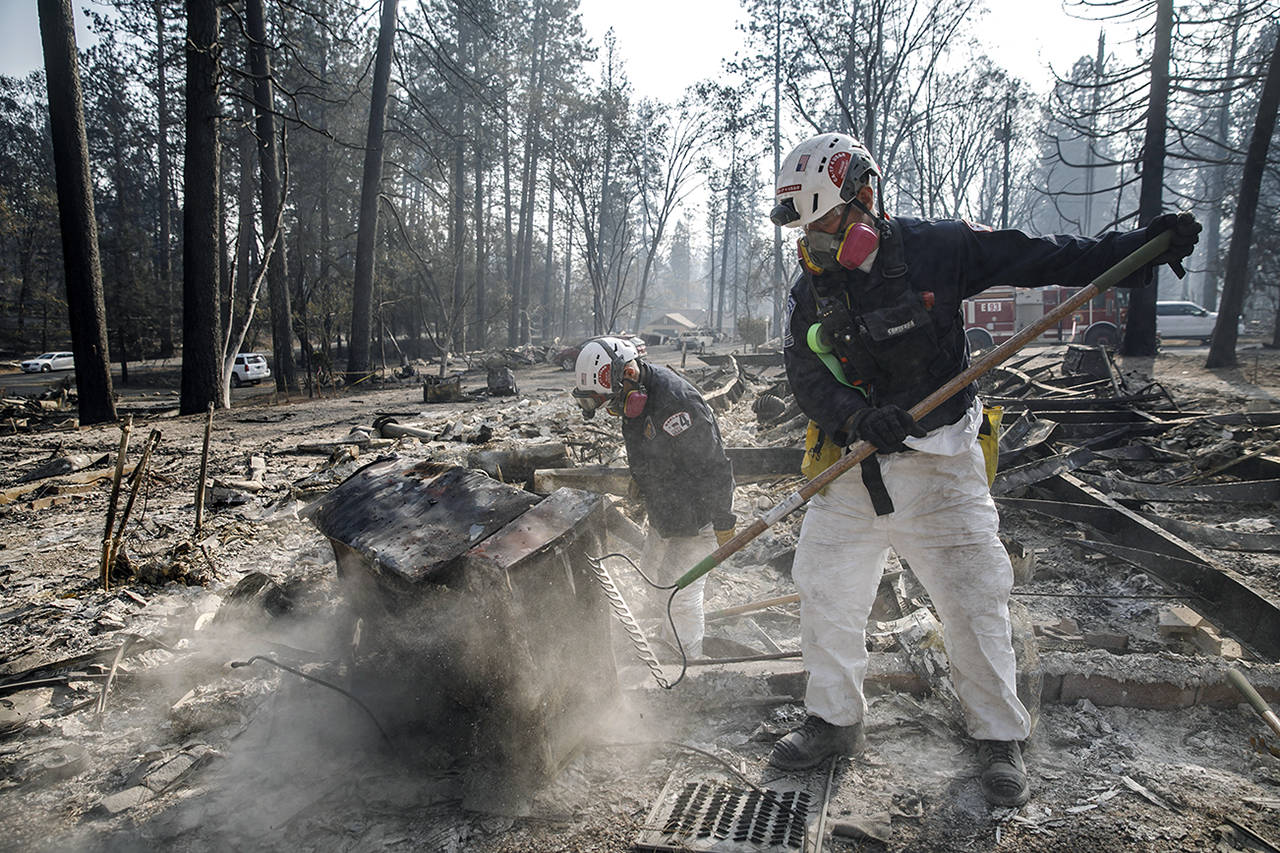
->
xmin=587 ymin=554 xmax=670 ymax=689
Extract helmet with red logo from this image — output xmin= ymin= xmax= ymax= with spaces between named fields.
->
xmin=771 ymin=133 xmax=880 ymax=229
xmin=572 ymin=336 xmax=641 ymax=417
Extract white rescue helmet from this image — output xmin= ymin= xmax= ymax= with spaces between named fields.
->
xmin=771 ymin=133 xmax=880 ymax=229
xmin=573 ymin=336 xmax=640 ymax=398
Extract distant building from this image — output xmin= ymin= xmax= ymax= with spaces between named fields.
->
xmin=643 ymin=311 xmax=701 ymax=340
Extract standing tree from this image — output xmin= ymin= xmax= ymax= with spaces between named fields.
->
xmin=1208 ymin=27 xmax=1280 ymax=367
xmin=1121 ymin=0 xmax=1174 ymax=357
xmin=348 ymin=0 xmax=398 ymax=382
xmin=1197 ymin=0 xmax=1248 ymax=310
xmin=37 ymin=0 xmax=117 ymax=425
xmin=180 ymin=0 xmax=223 ymax=414
xmin=627 ymin=98 xmax=706 ymax=332
xmin=245 ymin=0 xmax=298 ymax=391
xmin=154 ymin=0 xmax=176 ymax=357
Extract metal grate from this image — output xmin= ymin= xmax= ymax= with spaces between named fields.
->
xmin=637 ymin=771 xmax=821 ymax=852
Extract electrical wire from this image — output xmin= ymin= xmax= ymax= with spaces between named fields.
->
xmin=229 ymin=655 xmax=393 ymax=748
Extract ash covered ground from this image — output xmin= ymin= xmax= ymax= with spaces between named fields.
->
xmin=1 ymin=343 xmax=1279 ymax=852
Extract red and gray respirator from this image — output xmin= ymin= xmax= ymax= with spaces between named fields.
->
xmin=608 ymin=382 xmax=647 ymax=418
xmin=799 ymin=219 xmax=879 ymax=275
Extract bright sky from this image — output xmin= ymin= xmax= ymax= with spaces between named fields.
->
xmin=0 ymin=0 xmax=93 ymax=79
xmin=577 ymin=0 xmax=1117 ymax=102
xmin=3 ymin=0 xmax=1123 ymax=87
xmin=1 ymin=0 xmax=1114 ymax=95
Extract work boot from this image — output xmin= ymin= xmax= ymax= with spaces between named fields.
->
xmin=769 ymin=715 xmax=865 ymax=771
xmin=977 ymin=740 xmax=1030 ymax=807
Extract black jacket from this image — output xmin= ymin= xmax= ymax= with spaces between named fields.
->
xmin=784 ymin=216 xmax=1150 ymax=440
xmin=622 ymin=363 xmax=736 ymax=538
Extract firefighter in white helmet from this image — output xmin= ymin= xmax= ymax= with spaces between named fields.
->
xmin=770 ymin=132 xmax=1200 ymax=806
xmin=572 ymin=337 xmax=736 ymax=659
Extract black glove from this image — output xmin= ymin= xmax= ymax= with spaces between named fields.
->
xmin=1145 ymin=212 xmax=1201 ymax=279
xmin=843 ymin=405 xmax=927 ymax=453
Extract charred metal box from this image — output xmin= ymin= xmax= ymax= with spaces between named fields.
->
xmin=307 ymin=458 xmax=618 ymax=806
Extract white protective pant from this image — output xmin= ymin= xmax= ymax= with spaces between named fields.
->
xmin=792 ymin=417 xmax=1031 ymax=742
xmin=640 ymin=526 xmax=714 ymax=658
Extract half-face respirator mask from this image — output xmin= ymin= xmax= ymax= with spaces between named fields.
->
xmin=798 ymin=205 xmax=880 ymax=275
xmin=606 ymin=362 xmax=647 ymax=418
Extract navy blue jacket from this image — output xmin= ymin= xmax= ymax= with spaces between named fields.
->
xmin=622 ymin=363 xmax=736 ymax=538
xmin=784 ymin=217 xmax=1151 ymax=440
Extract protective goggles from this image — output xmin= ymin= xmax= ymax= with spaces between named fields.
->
xmin=572 ymin=388 xmax=609 ymax=414
xmin=770 ymin=198 xmax=800 ymax=227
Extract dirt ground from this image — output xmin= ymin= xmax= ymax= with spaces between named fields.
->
xmin=1 ymin=343 xmax=1279 ymax=852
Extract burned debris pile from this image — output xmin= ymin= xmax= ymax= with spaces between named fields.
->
xmin=306 ymin=458 xmax=618 ymax=809
xmin=0 ymin=383 xmax=77 ymax=433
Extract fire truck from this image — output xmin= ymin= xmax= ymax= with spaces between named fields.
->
xmin=962 ymin=285 xmax=1128 ymax=350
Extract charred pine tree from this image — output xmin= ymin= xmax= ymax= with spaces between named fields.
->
xmin=1208 ymin=28 xmax=1280 ymax=367
xmin=180 ymin=0 xmax=223 ymax=414
xmin=472 ymin=134 xmax=487 ymax=349
xmin=510 ymin=4 xmax=549 ymax=346
xmin=37 ymin=0 xmax=117 ymax=425
xmin=154 ymin=0 xmax=175 ymax=357
xmin=246 ymin=0 xmax=298 ymax=391
xmin=1200 ymin=0 xmax=1247 ymax=311
xmin=449 ymin=19 xmax=467 ymax=355
xmin=348 ymin=0 xmax=398 ymax=383
xmin=1121 ymin=0 xmax=1173 ymax=358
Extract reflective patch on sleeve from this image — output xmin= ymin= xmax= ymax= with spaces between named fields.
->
xmin=783 ymin=294 xmax=796 ymax=349
xmin=662 ymin=412 xmax=692 ymax=436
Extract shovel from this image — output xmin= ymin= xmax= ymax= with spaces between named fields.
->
xmin=673 ymin=225 xmax=1180 ymax=593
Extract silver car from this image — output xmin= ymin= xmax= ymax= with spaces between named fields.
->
xmin=20 ymin=351 xmax=75 ymax=373
xmin=1156 ymin=301 xmax=1222 ymax=343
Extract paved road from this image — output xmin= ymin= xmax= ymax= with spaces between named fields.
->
xmin=0 ymin=360 xmax=277 ymax=402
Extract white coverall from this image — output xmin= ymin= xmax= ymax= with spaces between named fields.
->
xmin=640 ymin=525 xmax=716 ymax=658
xmin=792 ymin=400 xmax=1032 ymax=742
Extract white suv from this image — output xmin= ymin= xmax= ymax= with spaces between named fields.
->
xmin=1156 ymin=301 xmax=1220 ymax=343
xmin=231 ymin=353 xmax=271 ymax=387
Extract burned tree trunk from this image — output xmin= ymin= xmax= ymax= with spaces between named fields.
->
xmin=1121 ymin=0 xmax=1172 ymax=358
xmin=37 ymin=0 xmax=116 ymax=425
xmin=154 ymin=0 xmax=175 ymax=358
xmin=472 ymin=139 xmax=487 ymax=349
xmin=180 ymin=0 xmax=223 ymax=415
xmin=348 ymin=0 xmax=398 ymax=383
xmin=1208 ymin=27 xmax=1280 ymax=367
xmin=246 ymin=0 xmax=297 ymax=392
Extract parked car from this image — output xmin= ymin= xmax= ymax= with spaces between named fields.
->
xmin=554 ymin=336 xmax=647 ymax=371
xmin=20 ymin=352 xmax=75 ymax=373
xmin=675 ymin=328 xmax=716 ymax=351
xmin=231 ymin=352 xmax=271 ymax=387
xmin=1156 ymin=301 xmax=1221 ymax=343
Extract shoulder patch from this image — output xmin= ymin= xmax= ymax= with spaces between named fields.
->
xmin=662 ymin=412 xmax=692 ymax=436
xmin=643 ymin=417 xmax=656 ymax=439
xmin=783 ymin=294 xmax=796 ymax=349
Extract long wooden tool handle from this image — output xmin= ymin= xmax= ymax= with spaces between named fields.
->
xmin=1227 ymin=668 xmax=1280 ymax=739
xmin=674 ymin=229 xmax=1174 ymax=590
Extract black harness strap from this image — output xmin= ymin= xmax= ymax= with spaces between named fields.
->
xmin=860 ymin=456 xmax=895 ymax=516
